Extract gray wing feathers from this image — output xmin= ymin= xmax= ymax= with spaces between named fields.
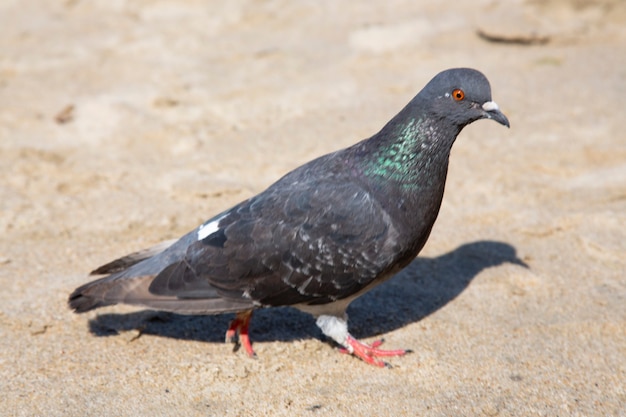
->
xmin=147 ymin=181 xmax=402 ymax=307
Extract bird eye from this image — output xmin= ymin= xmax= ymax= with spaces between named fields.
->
xmin=452 ymin=89 xmax=465 ymax=101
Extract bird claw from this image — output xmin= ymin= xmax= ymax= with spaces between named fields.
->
xmin=339 ymin=335 xmax=410 ymax=367
xmin=225 ymin=310 xmax=256 ymax=358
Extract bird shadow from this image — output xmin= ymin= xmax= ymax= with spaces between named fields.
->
xmin=87 ymin=240 xmax=527 ymax=346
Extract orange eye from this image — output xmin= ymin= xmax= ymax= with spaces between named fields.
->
xmin=452 ymin=89 xmax=465 ymax=101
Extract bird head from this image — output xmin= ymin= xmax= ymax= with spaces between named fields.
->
xmin=420 ymin=68 xmax=510 ymax=129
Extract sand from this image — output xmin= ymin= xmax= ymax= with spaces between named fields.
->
xmin=1 ymin=0 xmax=625 ymax=416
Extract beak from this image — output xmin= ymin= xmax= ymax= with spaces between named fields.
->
xmin=482 ymin=101 xmax=510 ymax=128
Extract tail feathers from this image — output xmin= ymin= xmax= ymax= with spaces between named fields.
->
xmin=69 ymin=274 xmax=154 ymax=313
xmin=71 ymin=231 xmax=255 ymax=315
xmin=90 ymin=239 xmax=177 ymax=275
xmin=68 ymin=290 xmax=116 ymax=313
xmin=68 ymin=274 xmax=255 ymax=315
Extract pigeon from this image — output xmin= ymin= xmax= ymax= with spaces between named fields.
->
xmin=69 ymin=68 xmax=510 ymax=367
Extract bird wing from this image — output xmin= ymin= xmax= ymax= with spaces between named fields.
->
xmin=148 ymin=177 xmax=404 ymax=308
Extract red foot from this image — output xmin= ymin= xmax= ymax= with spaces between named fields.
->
xmin=340 ymin=335 xmax=410 ymax=367
xmin=225 ymin=310 xmax=256 ymax=358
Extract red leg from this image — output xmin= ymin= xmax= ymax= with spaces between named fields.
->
xmin=225 ymin=310 xmax=256 ymax=358
xmin=340 ymin=335 xmax=410 ymax=367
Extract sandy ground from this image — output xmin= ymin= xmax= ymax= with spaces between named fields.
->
xmin=1 ymin=0 xmax=625 ymax=416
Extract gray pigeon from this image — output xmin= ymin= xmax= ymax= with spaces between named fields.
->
xmin=69 ymin=68 xmax=510 ymax=366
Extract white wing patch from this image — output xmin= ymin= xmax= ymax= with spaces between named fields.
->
xmin=197 ymin=215 xmax=226 ymax=241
